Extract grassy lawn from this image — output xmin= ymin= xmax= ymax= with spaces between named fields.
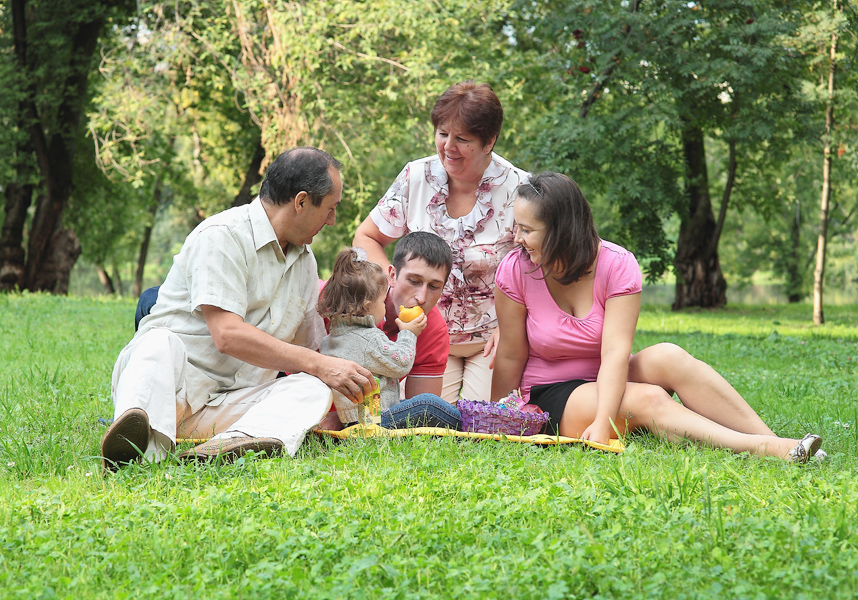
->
xmin=1 ymin=293 xmax=856 ymax=599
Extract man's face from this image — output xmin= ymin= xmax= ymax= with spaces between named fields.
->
xmin=388 ymin=256 xmax=448 ymax=314
xmin=291 ymin=167 xmax=342 ymax=246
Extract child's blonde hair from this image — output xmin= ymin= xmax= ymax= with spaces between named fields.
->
xmin=318 ymin=248 xmax=387 ymax=322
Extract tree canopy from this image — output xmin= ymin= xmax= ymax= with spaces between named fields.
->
xmin=1 ymin=0 xmax=856 ymax=312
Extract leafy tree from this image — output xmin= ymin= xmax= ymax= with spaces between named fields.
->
xmin=802 ymin=0 xmax=858 ymax=323
xmin=0 ymin=0 xmax=134 ymax=293
xmin=213 ymin=0 xmax=524 ymax=269
xmin=509 ymin=0 xmax=820 ymax=309
xmin=89 ymin=0 xmax=523 ymax=279
xmin=85 ymin=2 xmax=274 ymax=295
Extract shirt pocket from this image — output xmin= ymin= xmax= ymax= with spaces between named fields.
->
xmin=271 ymin=291 xmax=309 ymax=342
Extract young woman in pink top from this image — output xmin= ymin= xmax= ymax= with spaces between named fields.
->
xmin=491 ymin=172 xmax=823 ymax=462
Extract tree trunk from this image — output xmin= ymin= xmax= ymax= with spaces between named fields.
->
xmin=113 ymin=264 xmax=124 ymax=296
xmin=96 ymin=265 xmax=116 ymax=295
xmin=30 ymin=228 xmax=82 ymax=294
xmin=0 ymin=181 xmax=33 ymax=290
xmin=673 ymin=124 xmax=727 ymax=310
xmin=231 ymin=140 xmax=266 ymax=207
xmin=134 ymin=221 xmax=155 ymax=298
xmin=134 ymin=180 xmax=163 ymax=297
xmin=709 ymin=140 xmax=736 ymax=258
xmin=786 ymin=201 xmax=804 ymax=303
xmin=813 ymin=5 xmax=838 ymax=325
xmin=10 ymin=0 xmax=108 ymax=293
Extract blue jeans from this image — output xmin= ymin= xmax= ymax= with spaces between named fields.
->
xmin=135 ymin=285 xmax=160 ymax=331
xmin=380 ymin=394 xmax=461 ymax=430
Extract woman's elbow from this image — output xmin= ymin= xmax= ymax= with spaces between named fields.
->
xmin=353 ymin=219 xmax=384 ymax=247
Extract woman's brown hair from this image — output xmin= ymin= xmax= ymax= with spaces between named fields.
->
xmin=317 ymin=248 xmax=387 ymax=323
xmin=430 ymin=81 xmax=503 ymax=149
xmin=516 ymin=173 xmax=599 ymax=285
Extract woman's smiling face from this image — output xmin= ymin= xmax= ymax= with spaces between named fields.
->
xmin=513 ymin=196 xmax=546 ymax=265
xmin=434 ymin=121 xmax=494 ymax=182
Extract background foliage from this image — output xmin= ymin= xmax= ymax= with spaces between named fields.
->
xmin=1 ymin=0 xmax=856 ymax=304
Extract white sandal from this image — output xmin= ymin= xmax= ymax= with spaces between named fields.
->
xmin=788 ymin=433 xmax=823 ymax=463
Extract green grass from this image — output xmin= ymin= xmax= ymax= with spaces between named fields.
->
xmin=1 ymin=293 xmax=857 ymax=599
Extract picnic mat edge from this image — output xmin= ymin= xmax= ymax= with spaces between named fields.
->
xmin=313 ymin=423 xmax=624 ymax=453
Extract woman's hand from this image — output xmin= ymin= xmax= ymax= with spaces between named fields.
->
xmin=483 ymin=327 xmax=500 ymax=368
xmin=579 ymin=419 xmax=614 ymax=445
xmin=589 ymin=293 xmax=641 ymax=445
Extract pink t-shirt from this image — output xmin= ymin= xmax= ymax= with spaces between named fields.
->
xmin=495 ymin=241 xmax=642 ymax=400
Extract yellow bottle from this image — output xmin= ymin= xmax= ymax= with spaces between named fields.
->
xmin=365 ymin=377 xmax=382 ymax=418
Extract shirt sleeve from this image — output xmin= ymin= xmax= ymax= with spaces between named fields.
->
xmin=368 ymin=162 xmax=411 ymax=239
xmin=181 ymin=225 xmax=249 ymax=319
xmin=408 ymin=307 xmax=449 ymax=378
xmin=605 ymin=250 xmax=643 ymax=299
xmin=495 ymin=249 xmax=526 ymax=305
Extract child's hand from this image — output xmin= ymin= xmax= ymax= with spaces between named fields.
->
xmin=396 ymin=313 xmax=427 ymax=336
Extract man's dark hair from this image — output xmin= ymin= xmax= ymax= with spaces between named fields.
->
xmin=259 ymin=147 xmax=343 ymax=206
xmin=392 ymin=232 xmax=453 ymax=280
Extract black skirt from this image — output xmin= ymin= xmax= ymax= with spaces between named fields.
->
xmin=529 ymin=379 xmax=589 ymax=436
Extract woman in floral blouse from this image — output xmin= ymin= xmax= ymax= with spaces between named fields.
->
xmin=353 ymin=81 xmax=529 ymax=404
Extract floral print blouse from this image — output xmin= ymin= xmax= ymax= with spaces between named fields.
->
xmin=369 ymin=153 xmax=529 ymax=345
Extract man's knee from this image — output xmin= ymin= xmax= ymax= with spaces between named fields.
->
xmin=273 ymin=372 xmax=332 ymax=405
xmin=114 ymin=328 xmax=187 ymax=389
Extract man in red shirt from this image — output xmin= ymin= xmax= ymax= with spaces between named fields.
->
xmin=381 ymin=231 xmax=451 ymax=397
xmin=316 ymin=231 xmax=453 ymax=430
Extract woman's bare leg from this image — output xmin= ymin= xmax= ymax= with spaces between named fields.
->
xmin=628 ymin=343 xmax=775 ymax=436
xmin=559 ymin=381 xmax=796 ymax=459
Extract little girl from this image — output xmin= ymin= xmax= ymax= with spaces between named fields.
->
xmin=319 ymin=247 xmax=455 ymax=428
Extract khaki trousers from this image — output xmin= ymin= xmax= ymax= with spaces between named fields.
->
xmin=441 ymin=341 xmax=493 ymax=404
xmin=111 ymin=328 xmax=332 ymax=461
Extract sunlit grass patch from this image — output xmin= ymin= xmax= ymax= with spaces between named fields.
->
xmin=1 ymin=295 xmax=857 ymax=598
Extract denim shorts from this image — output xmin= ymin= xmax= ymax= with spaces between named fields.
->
xmin=529 ymin=380 xmax=589 ymax=436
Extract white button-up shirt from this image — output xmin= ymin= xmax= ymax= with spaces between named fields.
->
xmin=137 ymin=198 xmax=325 ymax=412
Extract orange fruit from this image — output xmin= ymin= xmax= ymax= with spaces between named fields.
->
xmin=398 ymin=305 xmax=424 ymax=322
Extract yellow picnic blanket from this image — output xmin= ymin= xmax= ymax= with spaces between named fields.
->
xmin=313 ymin=423 xmax=624 ymax=454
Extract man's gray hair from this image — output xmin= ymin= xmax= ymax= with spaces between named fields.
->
xmin=259 ymin=147 xmax=343 ymax=206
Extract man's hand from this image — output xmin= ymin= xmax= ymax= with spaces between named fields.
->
xmin=200 ymin=305 xmax=374 ymax=404
xmin=315 ymin=354 xmax=374 ymax=404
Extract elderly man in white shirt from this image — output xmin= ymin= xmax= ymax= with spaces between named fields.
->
xmin=101 ymin=147 xmax=375 ymax=471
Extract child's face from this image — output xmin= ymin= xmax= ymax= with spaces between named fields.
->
xmin=367 ymin=290 xmax=387 ymax=326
